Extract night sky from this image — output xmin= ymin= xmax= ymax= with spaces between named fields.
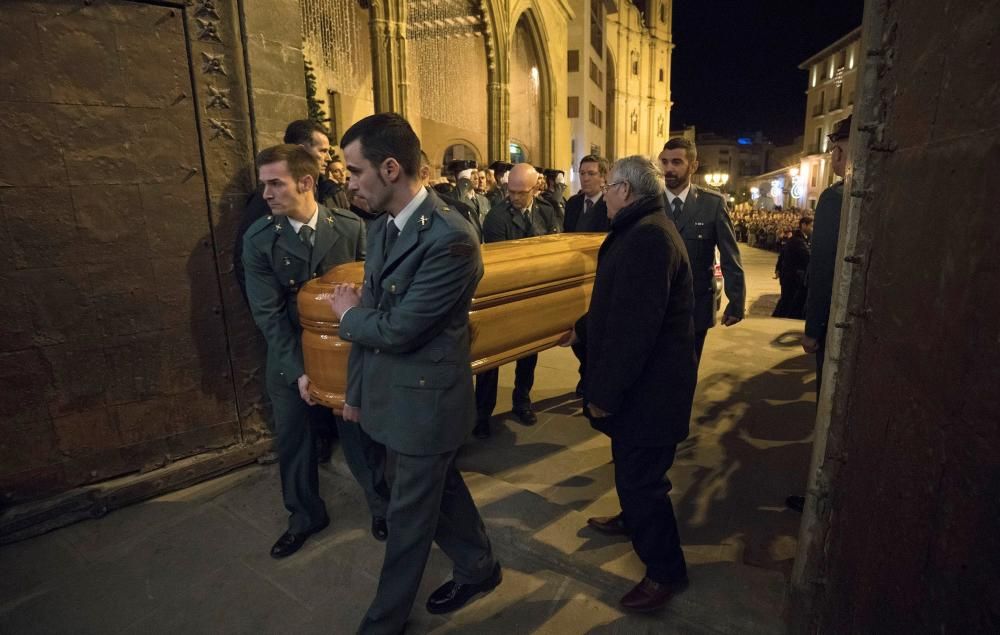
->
xmin=669 ymin=0 xmax=865 ymax=146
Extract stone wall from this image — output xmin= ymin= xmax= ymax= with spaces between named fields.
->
xmin=792 ymin=0 xmax=1000 ymax=631
xmin=0 ymin=0 xmax=306 ymax=510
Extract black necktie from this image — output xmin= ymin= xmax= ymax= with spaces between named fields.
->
xmin=522 ymin=210 xmax=535 ymax=237
xmin=672 ymin=197 xmax=683 ymax=222
xmin=385 ymin=219 xmax=399 ymax=255
xmin=584 ymin=198 xmax=594 ymax=216
xmin=298 ymin=225 xmax=314 ymax=262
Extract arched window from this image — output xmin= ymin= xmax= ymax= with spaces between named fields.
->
xmin=509 ymin=141 xmax=526 ymax=164
xmin=442 ymin=143 xmax=479 ymax=167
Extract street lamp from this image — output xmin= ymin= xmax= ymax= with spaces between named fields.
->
xmin=704 ymin=172 xmax=729 ymax=188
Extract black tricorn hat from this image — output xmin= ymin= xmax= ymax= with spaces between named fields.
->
xmin=542 ymin=168 xmax=564 ymax=179
xmin=828 ymin=115 xmax=853 ymax=142
xmin=447 ymin=159 xmax=478 ymax=175
xmin=489 ymin=160 xmax=514 ymax=173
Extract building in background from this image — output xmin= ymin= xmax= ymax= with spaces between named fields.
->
xmin=302 ymin=0 xmax=674 ymax=187
xmin=796 ymin=26 xmax=861 ymax=208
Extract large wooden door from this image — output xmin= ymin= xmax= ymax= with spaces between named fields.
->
xmin=0 ymin=0 xmax=246 ymax=503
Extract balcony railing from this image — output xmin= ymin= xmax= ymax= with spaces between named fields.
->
xmin=806 ymin=143 xmax=822 ymax=155
xmin=829 ymin=98 xmax=843 ymax=111
xmin=812 ymin=104 xmax=824 ymax=117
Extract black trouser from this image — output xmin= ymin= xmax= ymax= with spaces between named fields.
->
xmin=612 ymin=437 xmax=687 ymax=585
xmin=815 ymin=342 xmax=826 ymax=394
xmin=694 ymin=330 xmax=708 ymax=367
xmin=267 ymin=371 xmax=389 ymax=533
xmin=474 ymin=354 xmax=537 ymax=422
xmin=358 ymin=449 xmax=495 ymax=635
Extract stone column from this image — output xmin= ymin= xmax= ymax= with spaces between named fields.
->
xmin=369 ymin=0 xmax=409 ymax=117
xmin=487 ymin=79 xmax=510 ymax=161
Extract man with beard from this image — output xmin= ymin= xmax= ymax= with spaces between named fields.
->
xmin=564 ymin=155 xmax=611 ymax=233
xmin=657 ymin=137 xmax=745 ymax=364
xmin=241 ymin=145 xmax=389 ymax=558
xmin=327 ymin=113 xmax=500 ymax=634
xmin=563 ymin=155 xmax=697 ymax=612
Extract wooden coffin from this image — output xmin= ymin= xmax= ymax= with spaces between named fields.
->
xmin=298 ymin=233 xmax=606 ymax=411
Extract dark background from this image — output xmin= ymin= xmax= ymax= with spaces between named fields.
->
xmin=669 ymin=0 xmax=865 ymax=145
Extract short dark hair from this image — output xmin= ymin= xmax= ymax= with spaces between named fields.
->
xmin=663 ymin=137 xmax=697 ymax=162
xmin=256 ymin=144 xmax=319 ymax=182
xmin=579 ymin=154 xmax=609 ymax=177
xmin=284 ymin=119 xmax=328 ymax=146
xmin=799 ymin=216 xmax=814 ymax=227
xmin=340 ymin=113 xmax=421 ymax=178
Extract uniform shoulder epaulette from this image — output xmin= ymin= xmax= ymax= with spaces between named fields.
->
xmin=330 ymin=207 xmax=361 ymax=222
xmin=245 ymin=213 xmax=277 ymax=237
xmin=699 ymin=187 xmax=726 ymax=201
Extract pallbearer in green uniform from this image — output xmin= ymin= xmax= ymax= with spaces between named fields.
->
xmin=242 ymin=144 xmax=390 ymax=559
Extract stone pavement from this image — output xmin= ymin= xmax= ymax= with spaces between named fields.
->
xmin=2 ymin=247 xmax=815 ymax=634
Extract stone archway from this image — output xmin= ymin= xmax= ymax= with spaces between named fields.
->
xmin=509 ymin=8 xmax=553 ymax=166
xmin=606 ymin=45 xmax=617 ymax=161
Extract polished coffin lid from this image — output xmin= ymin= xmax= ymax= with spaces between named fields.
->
xmin=298 ymin=233 xmax=605 ymax=411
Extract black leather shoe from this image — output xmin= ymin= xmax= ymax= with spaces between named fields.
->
xmin=587 ymin=513 xmax=630 ymax=537
xmin=786 ymin=495 xmax=805 ymax=513
xmin=426 ymin=562 xmax=502 ymax=615
xmin=270 ymin=517 xmax=329 ymax=559
xmin=512 ymin=407 xmax=537 ymax=425
xmin=371 ymin=516 xmax=388 ymax=542
xmin=473 ymin=421 xmax=491 ymax=439
xmin=620 ymin=576 xmax=689 ymax=613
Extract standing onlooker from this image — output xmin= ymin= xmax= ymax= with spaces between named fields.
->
xmin=803 ymin=115 xmax=852 ymax=390
xmin=322 ymin=157 xmax=351 ymax=210
xmin=786 ymin=115 xmax=852 ymax=515
xmin=773 ymin=216 xmax=813 ymax=319
xmin=564 ymin=156 xmax=697 ymax=612
xmin=540 ymin=168 xmax=568 ymax=229
xmin=658 ymin=137 xmax=746 ymax=365
xmin=564 ymin=155 xmax=610 ymax=233
xmin=475 ymin=163 xmax=561 ymax=438
xmin=328 ymin=113 xmax=500 ymax=634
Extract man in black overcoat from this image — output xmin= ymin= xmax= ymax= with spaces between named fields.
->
xmin=563 ymin=155 xmax=697 ymax=613
xmin=772 ymin=216 xmax=812 ymax=319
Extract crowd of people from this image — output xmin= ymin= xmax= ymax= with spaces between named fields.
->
xmin=731 ymin=205 xmax=813 ymax=252
xmin=234 ymin=110 xmax=848 ymax=633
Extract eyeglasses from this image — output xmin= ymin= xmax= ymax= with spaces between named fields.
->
xmin=601 ymin=180 xmax=626 ymax=193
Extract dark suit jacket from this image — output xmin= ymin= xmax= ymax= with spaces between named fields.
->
xmin=242 ymin=205 xmax=365 ymax=385
xmin=564 ymin=192 xmax=610 ymax=233
xmin=805 ymin=182 xmax=844 ymax=341
xmin=669 ymin=185 xmax=746 ymax=331
xmin=481 ymin=197 xmax=561 ymax=243
xmin=778 ymin=230 xmax=811 ymax=284
xmin=576 ymin=195 xmax=697 ymax=447
xmin=340 ymin=190 xmax=483 ymax=455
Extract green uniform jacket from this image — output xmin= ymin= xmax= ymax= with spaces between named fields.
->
xmin=669 ymin=184 xmax=746 ymax=331
xmin=242 ymin=205 xmax=366 ymax=385
xmin=805 ymin=181 xmax=844 ymax=341
xmin=340 ymin=191 xmax=483 ymax=455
